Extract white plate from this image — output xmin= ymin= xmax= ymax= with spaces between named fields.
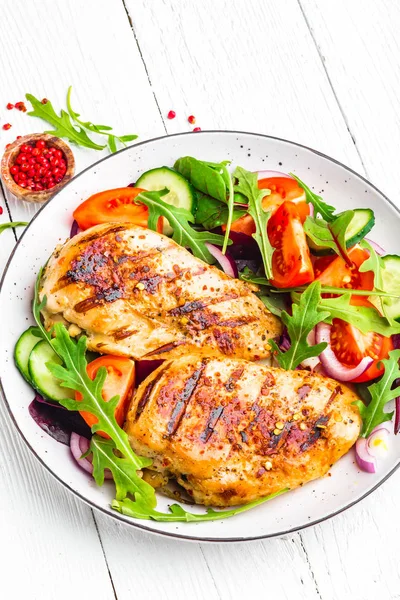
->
xmin=1 ymin=131 xmax=399 ymax=542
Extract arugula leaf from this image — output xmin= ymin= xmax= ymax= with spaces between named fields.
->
xmin=174 ymin=156 xmax=228 ymax=202
xmin=26 ymin=93 xmax=106 ymax=150
xmin=270 ymin=282 xmax=329 ymax=370
xmin=359 ymin=239 xmax=385 ymax=289
xmin=47 ymin=323 xmax=156 ymax=507
xmin=66 ymin=86 xmax=137 ymax=153
xmin=319 ymin=293 xmax=400 ymax=336
xmin=290 ymin=174 xmax=336 ymax=221
xmin=112 ymin=488 xmax=288 ymax=522
xmin=259 ymin=292 xmax=288 ymax=317
xmin=195 ymin=194 xmax=246 ymax=230
xmin=233 ymin=166 xmax=274 ymax=280
xmin=221 ymin=164 xmax=234 ymax=254
xmin=355 ymin=349 xmax=400 ymax=437
xmin=304 ymin=211 xmax=355 ymax=265
xmin=136 ymin=190 xmax=228 ymax=264
xmin=0 ymin=221 xmax=28 ymax=235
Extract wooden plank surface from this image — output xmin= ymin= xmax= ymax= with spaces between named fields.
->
xmin=0 ymin=0 xmax=399 ymax=598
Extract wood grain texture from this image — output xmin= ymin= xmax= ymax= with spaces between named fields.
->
xmin=0 ymin=0 xmax=400 ymax=598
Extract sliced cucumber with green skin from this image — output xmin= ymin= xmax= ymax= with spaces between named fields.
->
xmin=28 ymin=340 xmax=75 ymax=402
xmin=308 ymin=208 xmax=375 ymax=255
xmin=14 ymin=326 xmax=43 ymax=383
xmin=136 ymin=167 xmax=197 ymax=235
xmin=381 ymin=254 xmax=400 ymax=322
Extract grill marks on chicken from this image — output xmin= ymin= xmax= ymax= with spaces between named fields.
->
xmin=125 ymin=357 xmax=362 ymax=506
xmin=40 ymin=223 xmax=281 ymax=361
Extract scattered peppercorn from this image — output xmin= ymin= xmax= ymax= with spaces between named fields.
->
xmin=2 ymin=123 xmax=12 ymax=130
xmin=6 ymin=103 xmax=14 ymax=110
xmin=15 ymin=101 xmax=27 ymax=112
xmin=0 ymin=206 xmax=3 ymax=215
xmin=10 ymin=139 xmax=67 ymax=192
xmin=193 ymin=127 xmax=201 ymax=132
xmin=167 ymin=110 xmax=176 ymax=119
xmin=41 ymin=98 xmax=49 ymax=105
xmin=188 ymin=115 xmax=196 ymax=124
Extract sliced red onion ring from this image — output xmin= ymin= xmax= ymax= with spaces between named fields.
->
xmin=70 ymin=432 xmax=113 ymax=479
xmin=300 ymin=329 xmax=321 ymax=370
xmin=205 ymin=243 xmax=238 ymax=278
xmin=256 ymin=170 xmax=292 ymax=180
xmin=395 ymin=392 xmax=400 ymax=435
xmin=355 ymin=438 xmax=377 ymax=473
xmin=365 ymin=238 xmax=385 ymax=256
xmin=70 ymin=220 xmax=81 ymax=238
xmin=367 ymin=425 xmax=390 ymax=459
xmin=315 ymin=323 xmax=373 ymax=381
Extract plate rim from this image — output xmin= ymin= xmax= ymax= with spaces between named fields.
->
xmin=1 ymin=129 xmax=399 ymax=543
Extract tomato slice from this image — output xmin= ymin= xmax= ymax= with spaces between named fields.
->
xmin=314 ymin=246 xmax=374 ymax=290
xmin=73 ymin=187 xmax=162 ymax=232
xmin=228 ymin=176 xmax=309 ymax=236
xmin=267 ymin=201 xmax=314 ymax=288
xmin=330 ymin=297 xmax=393 ymax=383
xmin=76 ymin=355 xmax=135 ymax=438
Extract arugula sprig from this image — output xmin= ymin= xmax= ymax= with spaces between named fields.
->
xmin=112 ymin=488 xmax=288 ymax=522
xmin=290 ymin=174 xmax=336 ymax=221
xmin=355 ymin=350 xmax=400 ymax=437
xmin=304 ymin=211 xmax=355 ymax=265
xmin=233 ymin=167 xmax=274 ymax=280
xmin=47 ymin=322 xmax=156 ymax=507
xmin=26 ymin=88 xmax=137 ymax=153
xmin=136 ymin=189 xmax=228 ymax=264
xmin=270 ymin=282 xmax=329 ymax=370
xmin=0 ymin=221 xmax=28 ymax=235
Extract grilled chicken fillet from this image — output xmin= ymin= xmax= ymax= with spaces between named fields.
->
xmin=40 ymin=223 xmax=281 ymax=361
xmin=125 ymin=356 xmax=361 ymax=506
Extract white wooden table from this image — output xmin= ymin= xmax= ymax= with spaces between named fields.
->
xmin=0 ymin=1 xmax=399 ymax=598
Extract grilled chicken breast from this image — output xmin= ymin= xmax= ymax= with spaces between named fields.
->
xmin=40 ymin=223 xmax=281 ymax=361
xmin=125 ymin=356 xmax=361 ymax=506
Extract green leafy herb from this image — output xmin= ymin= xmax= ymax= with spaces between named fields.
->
xmin=233 ymin=166 xmax=274 ymax=280
xmin=359 ymin=239 xmax=385 ymax=289
xmin=221 ymin=163 xmax=234 ymax=254
xmin=319 ymin=293 xmax=400 ymax=336
xmin=66 ymin=86 xmax=137 ymax=153
xmin=259 ymin=292 xmax=288 ymax=317
xmin=269 ymin=281 xmax=329 ymax=370
xmin=47 ymin=323 xmax=156 ymax=506
xmin=112 ymin=488 xmax=288 ymax=522
xmin=26 ymin=93 xmax=106 ymax=150
xmin=304 ymin=211 xmax=355 ymax=265
xmin=290 ymin=174 xmax=336 ymax=221
xmin=174 ymin=156 xmax=229 ymax=203
xmin=136 ymin=189 xmax=229 ymax=263
xmin=0 ymin=221 xmax=28 ymax=235
xmin=195 ymin=193 xmax=246 ymax=229
xmin=355 ymin=349 xmax=400 ymax=437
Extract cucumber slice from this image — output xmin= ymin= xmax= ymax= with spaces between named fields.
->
xmin=28 ymin=340 xmax=75 ymax=402
xmin=14 ymin=326 xmax=42 ymax=383
xmin=308 ymin=208 xmax=375 ymax=255
xmin=136 ymin=167 xmax=197 ymax=235
xmin=381 ymin=254 xmax=400 ymax=322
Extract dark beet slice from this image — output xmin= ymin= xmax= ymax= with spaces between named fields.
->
xmin=28 ymin=398 xmax=91 ymax=445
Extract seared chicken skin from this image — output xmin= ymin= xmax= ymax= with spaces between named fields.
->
xmin=40 ymin=223 xmax=281 ymax=361
xmin=125 ymin=356 xmax=361 ymax=506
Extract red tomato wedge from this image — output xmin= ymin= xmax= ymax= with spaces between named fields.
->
xmin=330 ymin=297 xmax=393 ymax=383
xmin=227 ymin=176 xmax=310 ymax=236
xmin=314 ymin=246 xmax=374 ymax=290
xmin=267 ymin=201 xmax=314 ymax=288
xmin=73 ymin=187 xmax=163 ymax=232
xmin=76 ymin=355 xmax=135 ymax=438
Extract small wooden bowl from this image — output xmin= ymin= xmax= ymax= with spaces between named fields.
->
xmin=1 ymin=133 xmax=75 ymax=204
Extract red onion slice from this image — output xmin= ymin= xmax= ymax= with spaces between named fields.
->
xmin=315 ymin=323 xmax=373 ymax=381
xmin=70 ymin=220 xmax=81 ymax=238
xmin=205 ymin=243 xmax=238 ymax=278
xmin=365 ymin=238 xmax=385 ymax=256
xmin=355 ymin=438 xmax=377 ymax=473
xmin=256 ymin=170 xmax=292 ymax=180
xmin=70 ymin=432 xmax=113 ymax=479
xmin=367 ymin=425 xmax=390 ymax=459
